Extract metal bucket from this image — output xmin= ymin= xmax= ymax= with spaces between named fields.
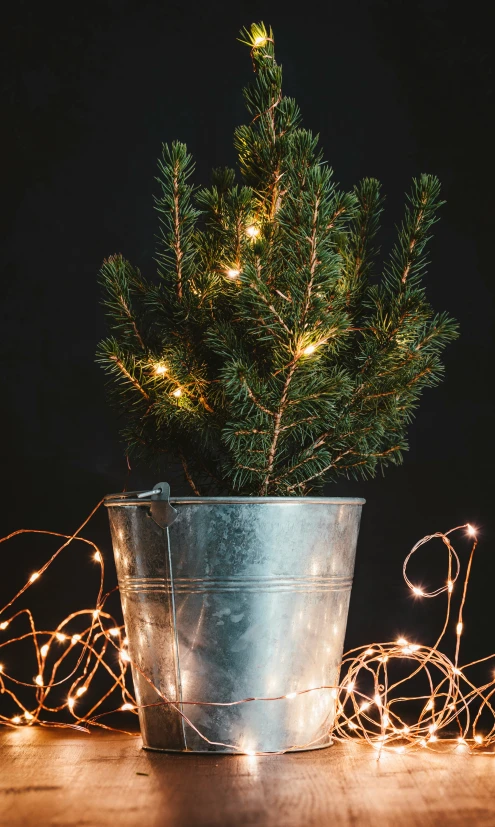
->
xmin=105 ymin=489 xmax=364 ymax=753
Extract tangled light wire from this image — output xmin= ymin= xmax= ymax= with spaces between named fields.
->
xmin=0 ymin=503 xmax=491 ymax=755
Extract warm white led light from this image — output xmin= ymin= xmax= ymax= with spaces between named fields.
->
xmin=226 ymin=268 xmax=241 ymax=279
xmin=172 ymin=388 xmax=182 ymax=398
xmin=29 ymin=572 xmax=40 ymax=583
xmin=40 ymin=645 xmax=49 ymax=658
xmin=302 ymin=344 xmax=316 ymax=356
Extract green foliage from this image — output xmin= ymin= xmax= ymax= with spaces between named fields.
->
xmin=97 ymin=23 xmax=458 ymax=496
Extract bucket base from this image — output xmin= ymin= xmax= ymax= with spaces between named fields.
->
xmin=142 ymin=736 xmax=334 ymax=754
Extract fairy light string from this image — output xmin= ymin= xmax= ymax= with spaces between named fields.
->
xmin=0 ymin=509 xmax=492 ymax=755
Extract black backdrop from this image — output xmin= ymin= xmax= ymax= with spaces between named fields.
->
xmin=2 ymin=0 xmax=494 ymax=680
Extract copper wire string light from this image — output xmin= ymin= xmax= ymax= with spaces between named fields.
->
xmin=0 ymin=508 xmax=492 ymax=754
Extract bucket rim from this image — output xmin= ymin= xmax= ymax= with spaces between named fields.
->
xmin=105 ymin=495 xmax=366 ymax=507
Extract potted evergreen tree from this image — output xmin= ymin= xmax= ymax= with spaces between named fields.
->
xmin=100 ymin=24 xmax=457 ymax=753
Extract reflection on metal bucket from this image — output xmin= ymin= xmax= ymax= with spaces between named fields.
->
xmin=105 ymin=493 xmax=364 ymax=753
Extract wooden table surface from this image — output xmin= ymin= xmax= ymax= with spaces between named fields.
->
xmin=1 ymin=728 xmax=495 ymax=826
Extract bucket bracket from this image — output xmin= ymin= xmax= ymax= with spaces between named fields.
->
xmin=147 ymin=482 xmax=178 ymax=530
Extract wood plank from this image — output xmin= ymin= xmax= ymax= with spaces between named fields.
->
xmin=1 ymin=728 xmax=495 ymax=826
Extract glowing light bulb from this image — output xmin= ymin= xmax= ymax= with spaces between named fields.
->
xmin=428 ymin=724 xmax=437 ymax=734
xmin=68 ymin=697 xmax=75 ymax=709
xmin=453 ymin=668 xmax=462 ymax=676
xmin=285 ymin=692 xmax=297 ymax=699
xmin=456 ymin=622 xmax=463 ymax=635
xmin=348 ymin=721 xmax=357 ymax=729
xmin=0 ymin=664 xmax=3 ymax=673
xmin=154 ymin=363 xmax=167 ymax=375
xmin=94 ymin=551 xmax=102 ymax=563
xmin=71 ymin=634 xmax=81 ymax=644
xmin=226 ymin=268 xmax=241 ymax=279
xmin=172 ymin=387 xmax=182 ymax=398
xmin=0 ymin=621 xmax=9 ymax=630
xmin=374 ymin=694 xmax=382 ymax=707
xmin=360 ymin=702 xmax=370 ymax=712
xmin=330 ymin=688 xmax=338 ymax=699
xmin=93 ymin=610 xmax=100 ymax=619
xmin=474 ymin=734 xmax=483 ymax=744
xmin=428 ymin=734 xmax=438 ymax=743
xmin=425 ymin=700 xmax=434 ymax=711
xmin=29 ymin=572 xmax=40 ymax=583
xmin=382 ymin=714 xmax=390 ymax=727
xmin=24 ymin=711 xmax=33 ymax=720
xmin=120 ymin=650 xmax=131 ymax=662
xmin=412 ymin=586 xmax=424 ymax=596
xmin=346 ymin=681 xmax=355 ymax=693
xmin=395 ymin=746 xmax=405 ymax=754
xmin=246 ymin=225 xmax=260 ymax=238
xmin=56 ymin=632 xmax=66 ymax=641
xmin=121 ymin=703 xmax=134 ymax=711
xmin=34 ymin=675 xmax=43 ymax=686
xmin=253 ymin=35 xmax=266 ymax=47
xmin=466 ymin=524 xmax=476 ymax=537
xmin=12 ymin=716 xmax=21 ymax=724
xmin=244 ymin=749 xmax=256 ymax=756
xmin=396 ymin=638 xmax=408 ymax=646
xmin=379 ymin=655 xmax=389 ymax=663
xmin=457 ymin=737 xmax=466 ymax=745
xmin=364 ymin=648 xmax=375 ymax=656
xmin=123 ymin=637 xmax=129 ymax=646
xmin=302 ymin=344 xmax=316 ymax=356
xmin=76 ymin=686 xmax=87 ymax=697
xmin=109 ymin=628 xmax=120 ymax=637
xmin=409 ymin=644 xmax=420 ymax=652
xmin=448 ymin=580 xmax=453 ymax=593
xmin=419 ymin=739 xmax=427 ymax=748
xmin=402 ymin=726 xmax=410 ymax=734
xmin=40 ymin=645 xmax=49 ymax=658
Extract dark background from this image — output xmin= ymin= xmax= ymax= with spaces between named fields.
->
xmin=1 ymin=0 xmax=494 ymax=692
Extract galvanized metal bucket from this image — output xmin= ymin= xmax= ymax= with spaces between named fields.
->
xmin=105 ymin=487 xmax=364 ymax=753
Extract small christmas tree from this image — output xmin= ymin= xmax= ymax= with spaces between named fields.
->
xmin=97 ymin=23 xmax=458 ymax=496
